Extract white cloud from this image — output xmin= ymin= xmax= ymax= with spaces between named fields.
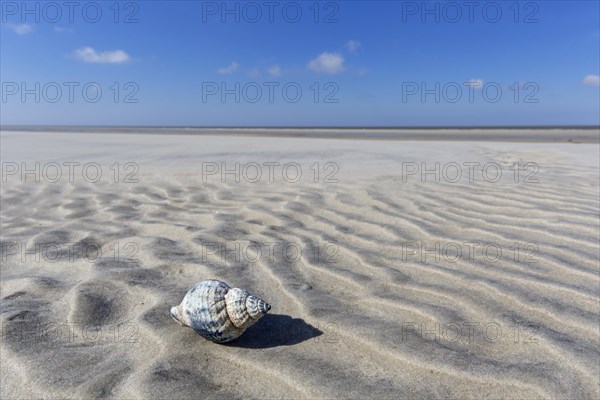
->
xmin=74 ymin=47 xmax=131 ymax=64
xmin=5 ymin=23 xmax=32 ymax=35
xmin=267 ymin=64 xmax=282 ymax=77
xmin=346 ymin=40 xmax=361 ymax=53
xmin=466 ymin=79 xmax=484 ymax=89
xmin=582 ymin=75 xmax=600 ymax=87
xmin=308 ymin=52 xmax=345 ymax=74
xmin=217 ymin=61 xmax=239 ymax=75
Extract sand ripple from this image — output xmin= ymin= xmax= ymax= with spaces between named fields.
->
xmin=1 ymin=137 xmax=599 ymax=399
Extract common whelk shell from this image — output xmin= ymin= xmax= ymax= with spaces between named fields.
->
xmin=170 ymin=279 xmax=271 ymax=343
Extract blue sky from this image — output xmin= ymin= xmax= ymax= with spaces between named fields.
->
xmin=1 ymin=0 xmax=599 ymax=126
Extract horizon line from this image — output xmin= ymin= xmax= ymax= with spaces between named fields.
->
xmin=2 ymin=125 xmax=599 ymax=130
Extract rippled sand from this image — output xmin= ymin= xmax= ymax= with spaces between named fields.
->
xmin=1 ymin=131 xmax=599 ymax=399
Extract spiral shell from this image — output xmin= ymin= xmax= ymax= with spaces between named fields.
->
xmin=170 ymin=279 xmax=271 ymax=343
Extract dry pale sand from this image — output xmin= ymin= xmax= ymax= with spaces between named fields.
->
xmin=0 ymin=131 xmax=599 ymax=399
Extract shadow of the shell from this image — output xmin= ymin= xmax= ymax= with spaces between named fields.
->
xmin=226 ymin=314 xmax=322 ymax=348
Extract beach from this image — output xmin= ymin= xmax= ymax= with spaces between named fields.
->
xmin=1 ymin=129 xmax=599 ymax=399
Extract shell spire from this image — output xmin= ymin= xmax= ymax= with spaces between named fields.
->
xmin=246 ymin=295 xmax=271 ymax=319
xmin=170 ymin=279 xmax=271 ymax=343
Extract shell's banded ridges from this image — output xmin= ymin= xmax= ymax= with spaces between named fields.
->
xmin=170 ymin=279 xmax=271 ymax=343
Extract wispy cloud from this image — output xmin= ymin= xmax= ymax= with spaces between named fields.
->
xmin=466 ymin=79 xmax=484 ymax=89
xmin=582 ymin=75 xmax=600 ymax=87
xmin=248 ymin=68 xmax=261 ymax=78
xmin=54 ymin=26 xmax=74 ymax=33
xmin=5 ymin=23 xmax=32 ymax=35
xmin=346 ymin=40 xmax=361 ymax=53
xmin=74 ymin=47 xmax=131 ymax=64
xmin=267 ymin=64 xmax=282 ymax=77
xmin=308 ymin=52 xmax=345 ymax=74
xmin=217 ymin=61 xmax=239 ymax=75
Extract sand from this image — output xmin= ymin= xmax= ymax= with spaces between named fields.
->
xmin=3 ymin=126 xmax=598 ymax=142
xmin=1 ymin=130 xmax=599 ymax=399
